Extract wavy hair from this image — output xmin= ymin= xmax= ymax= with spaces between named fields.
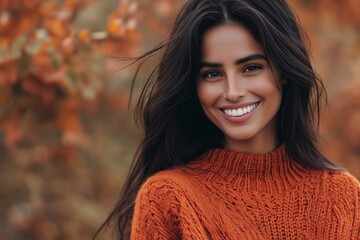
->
xmin=95 ymin=0 xmax=340 ymax=238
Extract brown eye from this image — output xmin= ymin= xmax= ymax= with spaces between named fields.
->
xmin=243 ymin=64 xmax=263 ymax=73
xmin=201 ymin=70 xmax=222 ymax=80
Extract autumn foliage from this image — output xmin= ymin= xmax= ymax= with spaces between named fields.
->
xmin=0 ymin=0 xmax=359 ymax=239
xmin=1 ymin=0 xmax=132 ymax=148
xmin=0 ymin=0 xmax=177 ymax=239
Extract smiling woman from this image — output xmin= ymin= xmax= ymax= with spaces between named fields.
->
xmin=197 ymin=23 xmax=282 ymax=154
xmin=95 ymin=0 xmax=360 ymax=239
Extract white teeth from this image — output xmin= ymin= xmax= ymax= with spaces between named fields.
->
xmin=223 ymin=102 xmax=259 ymax=117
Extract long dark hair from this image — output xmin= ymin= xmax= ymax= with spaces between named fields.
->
xmin=95 ymin=0 xmax=341 ymax=239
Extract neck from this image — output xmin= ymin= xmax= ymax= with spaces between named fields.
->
xmin=224 ymin=118 xmax=279 ymax=154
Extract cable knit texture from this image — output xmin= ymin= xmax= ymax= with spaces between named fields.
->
xmin=131 ymin=145 xmax=360 ymax=239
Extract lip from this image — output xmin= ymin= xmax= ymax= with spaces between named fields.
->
xmin=219 ymin=101 xmax=260 ymax=123
xmin=220 ymin=101 xmax=260 ymax=110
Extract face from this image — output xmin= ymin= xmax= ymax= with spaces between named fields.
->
xmin=197 ymin=23 xmax=282 ymax=153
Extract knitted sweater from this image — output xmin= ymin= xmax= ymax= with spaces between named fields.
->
xmin=131 ymin=145 xmax=360 ymax=239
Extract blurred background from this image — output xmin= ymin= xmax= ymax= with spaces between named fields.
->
xmin=0 ymin=0 xmax=359 ymax=239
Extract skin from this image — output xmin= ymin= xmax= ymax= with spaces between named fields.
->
xmin=197 ymin=23 xmax=283 ymax=154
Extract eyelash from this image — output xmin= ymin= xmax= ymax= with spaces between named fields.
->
xmin=201 ymin=70 xmax=222 ymax=79
xmin=200 ymin=64 xmax=263 ymax=80
xmin=243 ymin=64 xmax=263 ymax=73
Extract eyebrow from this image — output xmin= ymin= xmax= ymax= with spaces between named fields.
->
xmin=199 ymin=54 xmax=267 ymax=68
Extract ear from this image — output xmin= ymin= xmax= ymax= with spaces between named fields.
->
xmin=282 ymin=78 xmax=288 ymax=85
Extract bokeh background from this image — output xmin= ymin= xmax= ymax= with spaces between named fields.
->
xmin=0 ymin=0 xmax=359 ymax=239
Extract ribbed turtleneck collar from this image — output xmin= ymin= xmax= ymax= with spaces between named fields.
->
xmin=188 ymin=144 xmax=309 ymax=194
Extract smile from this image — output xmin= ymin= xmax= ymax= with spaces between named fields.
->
xmin=222 ymin=102 xmax=260 ymax=117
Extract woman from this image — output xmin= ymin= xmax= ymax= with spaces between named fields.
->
xmin=98 ymin=0 xmax=360 ymax=239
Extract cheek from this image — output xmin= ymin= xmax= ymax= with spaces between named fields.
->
xmin=196 ymin=82 xmax=218 ymax=106
xmin=252 ymin=75 xmax=281 ymax=99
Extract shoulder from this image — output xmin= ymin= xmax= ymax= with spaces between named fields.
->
xmin=135 ymin=167 xmax=192 ymax=207
xmin=325 ymin=170 xmax=360 ymax=193
xmin=131 ymin=168 xmax=192 ymax=238
xmin=303 ymin=168 xmax=359 ymax=190
xmin=321 ymin=170 xmax=360 ymax=208
xmin=303 ymin=169 xmax=359 ymax=207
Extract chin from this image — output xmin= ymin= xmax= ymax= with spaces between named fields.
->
xmin=223 ymin=129 xmax=258 ymax=142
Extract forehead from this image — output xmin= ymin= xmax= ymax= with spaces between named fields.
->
xmin=201 ymin=23 xmax=264 ymax=61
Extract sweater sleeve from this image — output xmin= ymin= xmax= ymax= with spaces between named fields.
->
xmin=327 ymin=171 xmax=360 ymax=239
xmin=131 ymin=176 xmax=181 ymax=240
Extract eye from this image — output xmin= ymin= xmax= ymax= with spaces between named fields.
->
xmin=200 ymin=70 xmax=223 ymax=80
xmin=243 ymin=64 xmax=263 ymax=73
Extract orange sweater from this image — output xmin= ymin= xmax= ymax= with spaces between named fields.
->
xmin=131 ymin=145 xmax=360 ymax=239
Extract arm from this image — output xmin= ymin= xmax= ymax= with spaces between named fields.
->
xmin=131 ymin=177 xmax=181 ymax=240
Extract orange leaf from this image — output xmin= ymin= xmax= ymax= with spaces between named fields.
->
xmin=56 ymin=100 xmax=89 ymax=146
xmin=43 ymin=17 xmax=70 ymax=40
xmin=0 ymin=57 xmax=18 ymax=86
xmin=30 ymin=51 xmax=67 ymax=87
xmin=0 ymin=110 xmax=23 ymax=147
xmin=22 ymin=73 xmax=56 ymax=103
xmin=57 ymin=100 xmax=81 ymax=133
xmin=106 ymin=0 xmax=138 ymax=39
xmin=0 ymin=9 xmax=38 ymax=46
xmin=77 ymin=29 xmax=90 ymax=45
xmin=107 ymin=17 xmax=126 ymax=38
xmin=32 ymin=46 xmax=53 ymax=67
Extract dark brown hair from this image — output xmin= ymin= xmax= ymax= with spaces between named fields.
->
xmin=95 ymin=0 xmax=340 ymax=239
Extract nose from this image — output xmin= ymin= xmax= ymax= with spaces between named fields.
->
xmin=224 ymin=74 xmax=246 ymax=102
